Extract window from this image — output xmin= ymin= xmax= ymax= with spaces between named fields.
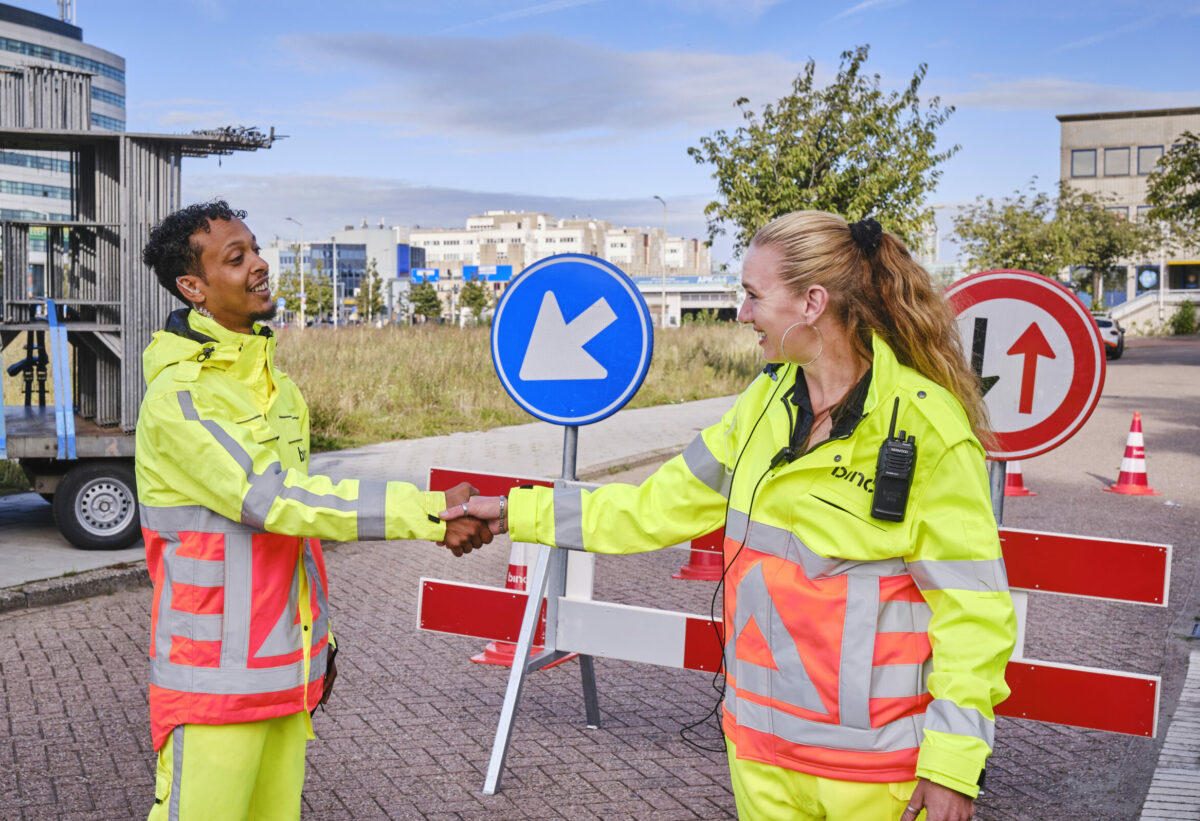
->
xmin=90 ymin=113 xmax=125 ymax=131
xmin=1104 ymin=147 xmax=1130 ymax=176
xmin=1138 ymin=146 xmax=1163 ymax=175
xmin=1106 ymin=206 xmax=1128 ymax=220
xmin=1137 ymin=205 xmax=1153 ymax=222
xmin=1071 ymin=149 xmax=1096 ymax=177
xmin=0 ymin=36 xmax=125 ymax=82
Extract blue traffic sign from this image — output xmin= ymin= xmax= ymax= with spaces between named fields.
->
xmin=492 ymin=254 xmax=654 ymax=426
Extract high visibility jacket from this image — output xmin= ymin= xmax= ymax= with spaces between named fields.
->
xmin=508 ymin=335 xmax=1015 ymax=797
xmin=136 ymin=309 xmax=448 ymax=751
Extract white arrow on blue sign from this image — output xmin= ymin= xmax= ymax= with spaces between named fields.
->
xmin=492 ymin=254 xmax=654 ymax=425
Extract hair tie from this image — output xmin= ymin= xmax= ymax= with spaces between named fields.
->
xmin=848 ymin=217 xmax=883 ymax=257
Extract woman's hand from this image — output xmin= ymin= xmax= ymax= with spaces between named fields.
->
xmin=902 ymin=778 xmax=974 ymax=821
xmin=440 ymin=495 xmax=505 ymax=534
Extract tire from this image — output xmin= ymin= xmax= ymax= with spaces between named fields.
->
xmin=52 ymin=461 xmax=141 ymax=550
xmin=1107 ymin=338 xmax=1124 ymax=361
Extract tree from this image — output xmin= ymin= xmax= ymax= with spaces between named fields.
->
xmin=951 ymin=182 xmax=1064 ymax=277
xmin=409 ymin=281 xmax=443 ymax=321
xmin=687 ymin=44 xmax=957 ymax=254
xmin=1057 ymin=184 xmax=1154 ymax=302
xmin=951 ymin=181 xmax=1153 ymax=302
xmin=361 ymin=258 xmax=384 ymax=323
xmin=1145 ymin=130 xmax=1200 ymax=246
xmin=458 ymin=279 xmax=492 ymax=323
xmin=274 ymin=254 xmax=331 ymax=324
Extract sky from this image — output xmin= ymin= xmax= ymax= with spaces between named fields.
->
xmin=24 ymin=0 xmax=1200 ymax=269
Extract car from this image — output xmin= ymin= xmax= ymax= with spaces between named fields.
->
xmin=1094 ymin=314 xmax=1125 ymax=360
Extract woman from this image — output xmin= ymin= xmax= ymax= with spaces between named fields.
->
xmin=448 ymin=212 xmax=1016 ymax=821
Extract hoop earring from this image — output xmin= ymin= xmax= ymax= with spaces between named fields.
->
xmin=780 ymin=321 xmax=823 ymax=368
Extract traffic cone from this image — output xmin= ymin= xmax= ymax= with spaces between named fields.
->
xmin=673 ymin=528 xmax=725 ymax=581
xmin=470 ymin=541 xmax=573 ymax=669
xmin=1103 ymin=412 xmax=1161 ymax=496
xmin=1004 ymin=460 xmax=1037 ymax=497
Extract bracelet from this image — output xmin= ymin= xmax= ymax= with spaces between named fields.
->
xmin=498 ymin=495 xmax=508 ymax=534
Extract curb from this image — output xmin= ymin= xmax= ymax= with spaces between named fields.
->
xmin=0 ymin=561 xmax=150 ymax=615
xmin=0 ymin=449 xmax=679 ymax=616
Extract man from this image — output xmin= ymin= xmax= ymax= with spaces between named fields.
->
xmin=136 ymin=201 xmax=491 ymax=820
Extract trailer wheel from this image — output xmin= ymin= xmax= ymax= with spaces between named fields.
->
xmin=53 ymin=461 xmax=140 ymax=550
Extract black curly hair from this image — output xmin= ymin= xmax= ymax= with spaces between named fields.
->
xmin=142 ymin=200 xmax=248 ymax=302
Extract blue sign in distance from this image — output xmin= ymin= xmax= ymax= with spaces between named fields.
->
xmin=492 ymin=254 xmax=654 ymax=426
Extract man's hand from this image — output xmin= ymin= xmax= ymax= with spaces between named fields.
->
xmin=443 ymin=481 xmax=479 ymax=512
xmin=440 ymin=495 xmax=504 ymax=534
xmin=320 ymin=655 xmax=337 ymax=707
xmin=439 ymin=516 xmax=493 ymax=556
xmin=902 ymin=778 xmax=974 ymax=821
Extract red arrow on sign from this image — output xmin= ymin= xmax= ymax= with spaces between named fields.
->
xmin=1007 ymin=322 xmax=1056 ymax=414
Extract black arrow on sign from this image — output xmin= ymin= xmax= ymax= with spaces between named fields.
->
xmin=972 ymin=317 xmax=1000 ymax=397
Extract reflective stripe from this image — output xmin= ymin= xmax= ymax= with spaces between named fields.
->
xmin=870 ymin=660 xmax=932 ymax=699
xmin=924 ymin=698 xmax=994 ymax=747
xmin=732 ymin=562 xmax=827 ymax=714
xmin=728 ymin=689 xmax=924 ymax=753
xmin=279 ymin=483 xmax=356 ymax=512
xmin=241 ymin=465 xmax=286 ymax=528
xmin=220 ymin=534 xmax=253 ymax=668
xmin=177 ymin=391 xmax=254 ymax=475
xmin=142 ymin=504 xmax=254 ymax=534
xmin=683 ymin=434 xmax=731 ymax=498
xmin=355 ymin=480 xmax=387 ymax=540
xmin=154 ymin=534 xmax=181 ymax=662
xmin=168 ymin=556 xmax=224 ymax=588
xmin=839 ymin=575 xmax=879 ymax=728
xmin=255 ymin=562 xmax=301 ymax=658
xmin=906 ymin=558 xmax=1009 ymax=593
xmin=304 ymin=545 xmax=330 ymax=643
xmin=554 ymin=487 xmax=585 ymax=550
xmin=726 ymin=509 xmax=908 ymax=578
xmin=169 ymin=725 xmax=184 ymax=820
xmin=150 ymin=656 xmax=304 ymax=695
xmin=878 ymin=599 xmax=932 ymax=634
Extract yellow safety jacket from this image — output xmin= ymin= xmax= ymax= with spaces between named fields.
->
xmin=508 ymin=334 xmax=1015 ymax=797
xmin=136 ymin=309 xmax=448 ymax=750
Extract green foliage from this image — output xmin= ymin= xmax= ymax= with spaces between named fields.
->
xmin=459 ymin=280 xmax=492 ymax=322
xmin=951 ymin=183 xmax=1062 ymax=276
xmin=360 ymin=258 xmax=384 ymax=322
xmin=682 ymin=309 xmax=724 ymax=326
xmin=409 ymin=281 xmax=443 ymax=320
xmin=687 ymin=44 xmax=957 ymax=254
xmin=1146 ymin=131 xmax=1200 ymax=246
xmin=1169 ymin=299 xmax=1197 ymax=335
xmin=0 ymin=459 xmax=30 ymax=494
xmin=951 ymin=181 xmax=1153 ymax=295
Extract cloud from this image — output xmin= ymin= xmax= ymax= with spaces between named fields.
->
xmin=828 ymin=0 xmax=904 ymax=22
xmin=444 ymin=0 xmax=607 ymax=32
xmin=183 ymin=173 xmax=717 ymax=250
xmin=277 ymin=32 xmax=802 ymax=140
xmin=1054 ymin=14 xmax=1163 ymax=52
xmin=942 ymin=77 xmax=1200 ymax=112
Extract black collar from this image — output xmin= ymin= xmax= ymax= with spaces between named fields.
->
xmin=782 ymin=365 xmax=873 ymax=453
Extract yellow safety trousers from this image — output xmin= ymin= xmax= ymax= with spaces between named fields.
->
xmin=727 ymin=739 xmax=926 ymax=821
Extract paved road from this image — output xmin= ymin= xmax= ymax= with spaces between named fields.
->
xmin=1 ymin=336 xmax=1197 ymax=819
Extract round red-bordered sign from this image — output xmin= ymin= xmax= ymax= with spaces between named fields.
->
xmin=945 ymin=270 xmax=1106 ymax=460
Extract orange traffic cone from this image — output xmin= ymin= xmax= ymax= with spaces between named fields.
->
xmin=673 ymin=528 xmax=725 ymax=581
xmin=1004 ymin=460 xmax=1037 ymax=497
xmin=1103 ymin=412 xmax=1161 ymax=496
xmin=471 ymin=541 xmax=573 ymax=669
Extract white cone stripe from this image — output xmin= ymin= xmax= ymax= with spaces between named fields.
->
xmin=1126 ymin=432 xmax=1145 ymax=446
xmin=1118 ymin=458 xmax=1147 ymax=473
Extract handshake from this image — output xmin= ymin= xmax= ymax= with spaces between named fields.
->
xmin=436 ymin=482 xmax=508 ymax=557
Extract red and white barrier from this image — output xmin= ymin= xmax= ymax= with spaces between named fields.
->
xmin=1104 ymin=412 xmax=1161 ymax=496
xmin=418 ymin=468 xmax=1171 ymax=792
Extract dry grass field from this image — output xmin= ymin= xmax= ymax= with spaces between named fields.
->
xmin=275 ymin=322 xmax=760 ymax=451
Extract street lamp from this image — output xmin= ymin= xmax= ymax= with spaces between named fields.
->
xmin=652 ymin=195 xmax=669 ymax=328
xmin=284 ymin=216 xmax=305 ymax=330
xmin=331 ymin=236 xmax=339 ymax=328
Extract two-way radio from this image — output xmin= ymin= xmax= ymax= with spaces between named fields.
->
xmin=870 ymin=396 xmax=916 ymax=522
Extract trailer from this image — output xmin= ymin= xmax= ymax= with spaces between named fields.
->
xmin=0 ymin=68 xmax=277 ymax=548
